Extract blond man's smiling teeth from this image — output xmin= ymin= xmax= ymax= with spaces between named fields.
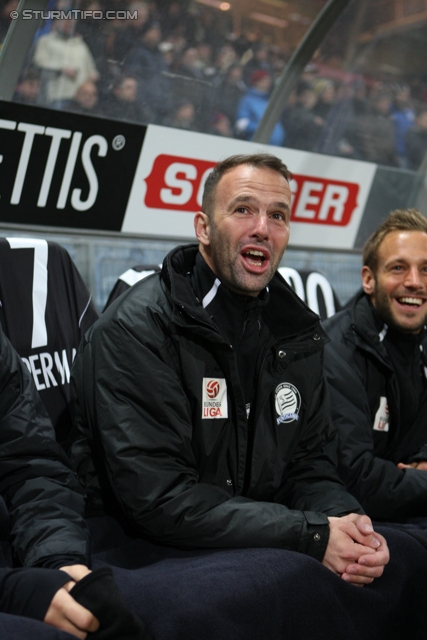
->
xmin=398 ymin=296 xmax=423 ymax=306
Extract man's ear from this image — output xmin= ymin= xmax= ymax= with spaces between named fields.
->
xmin=362 ymin=265 xmax=375 ymax=296
xmin=194 ymin=211 xmax=211 ymax=248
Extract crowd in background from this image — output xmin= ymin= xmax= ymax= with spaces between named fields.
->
xmin=4 ymin=0 xmax=427 ymax=169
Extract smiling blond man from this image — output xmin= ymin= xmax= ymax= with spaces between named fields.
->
xmin=324 ymin=208 xmax=427 ymax=521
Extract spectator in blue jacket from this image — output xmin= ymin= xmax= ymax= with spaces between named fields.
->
xmin=235 ymin=70 xmax=285 ymax=146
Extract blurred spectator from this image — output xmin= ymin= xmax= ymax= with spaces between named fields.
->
xmin=196 ymin=42 xmax=215 ymax=78
xmin=310 ymin=79 xmax=336 ymax=151
xmin=406 ymin=107 xmax=427 ymax=171
xmin=159 ymin=40 xmax=175 ymax=68
xmin=312 ymin=79 xmax=336 ymax=121
xmin=169 ymin=99 xmax=196 ymax=130
xmin=212 ymin=44 xmax=238 ymax=82
xmin=125 ymin=20 xmax=171 ymax=124
xmin=174 ymin=47 xmax=205 ymax=81
xmin=111 ymin=1 xmax=150 ymax=66
xmin=102 ymin=74 xmax=150 ymax=122
xmin=283 ymin=80 xmax=324 ymax=150
xmin=67 ymin=80 xmax=99 ymax=114
xmin=159 ymin=0 xmax=183 ymax=38
xmin=76 ymin=0 xmax=114 ymax=94
xmin=13 ymin=68 xmax=41 ymax=105
xmin=235 ymin=70 xmax=285 ymax=146
xmin=159 ymin=0 xmax=197 ymax=43
xmin=352 ymin=81 xmax=368 ymax=115
xmin=196 ymin=7 xmax=228 ymax=52
xmin=317 ymin=79 xmax=368 ymax=157
xmin=242 ymin=42 xmax=273 ymax=86
xmin=33 ymin=18 xmax=98 ymax=108
xmin=391 ymin=84 xmax=415 ymax=167
xmin=270 ymin=46 xmax=288 ymax=81
xmin=168 ymin=50 xmax=213 ymax=131
xmin=162 ymin=31 xmax=187 ymax=64
xmin=301 ymin=62 xmax=319 ymax=85
xmin=213 ymin=63 xmax=246 ymax=124
xmin=208 ymin=112 xmax=232 ymax=137
xmin=352 ymin=90 xmax=398 ymax=166
xmin=229 ymin=32 xmax=252 ymax=59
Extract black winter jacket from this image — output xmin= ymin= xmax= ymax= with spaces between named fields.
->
xmin=71 ymin=245 xmax=361 ymax=561
xmin=323 ymin=291 xmax=427 ymax=519
xmin=0 ymin=327 xmax=89 ymax=568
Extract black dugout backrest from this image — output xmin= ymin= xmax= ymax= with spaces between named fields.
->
xmin=103 ymin=264 xmax=161 ymax=311
xmin=0 ymin=238 xmax=99 ymax=448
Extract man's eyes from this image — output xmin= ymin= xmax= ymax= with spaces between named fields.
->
xmin=234 ymin=208 xmax=288 ymax=221
xmin=389 ymin=265 xmax=427 ymax=272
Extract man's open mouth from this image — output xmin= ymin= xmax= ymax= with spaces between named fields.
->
xmin=242 ymin=249 xmax=268 ymax=267
xmin=397 ymin=296 xmax=424 ymax=307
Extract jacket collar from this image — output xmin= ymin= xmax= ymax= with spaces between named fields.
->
xmin=345 ymin=290 xmax=391 ymax=363
xmin=162 ymin=244 xmax=326 ymax=341
xmin=191 ymin=250 xmax=269 ymax=314
xmin=351 ymin=290 xmax=386 ymax=337
xmin=348 ymin=290 xmax=427 ymax=364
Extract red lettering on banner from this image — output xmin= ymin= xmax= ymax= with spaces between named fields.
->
xmin=291 ymin=174 xmax=359 ymax=226
xmin=144 ymin=155 xmax=360 ymax=227
xmin=145 ymin=154 xmax=216 ymax=211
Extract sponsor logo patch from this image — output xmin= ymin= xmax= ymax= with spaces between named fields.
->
xmin=202 ymin=377 xmax=228 ymax=419
xmin=373 ymin=397 xmax=389 ymax=432
xmin=275 ymin=382 xmax=301 ymax=425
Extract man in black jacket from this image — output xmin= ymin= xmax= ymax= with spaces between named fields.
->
xmin=0 ymin=325 xmax=98 ymax=637
xmin=0 ymin=323 xmax=150 ymax=639
xmin=323 ymin=208 xmax=427 ymax=521
xmin=71 ymin=153 xmax=389 ymax=586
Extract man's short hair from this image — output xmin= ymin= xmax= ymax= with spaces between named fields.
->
xmin=202 ymin=153 xmax=292 ymax=218
xmin=112 ymin=74 xmax=137 ymax=91
xmin=363 ymin=208 xmax=427 ymax=272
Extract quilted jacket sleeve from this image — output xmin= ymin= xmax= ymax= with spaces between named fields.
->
xmin=0 ymin=329 xmax=89 ymax=567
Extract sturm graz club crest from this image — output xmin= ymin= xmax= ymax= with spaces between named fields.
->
xmin=275 ymin=383 xmax=301 ymax=425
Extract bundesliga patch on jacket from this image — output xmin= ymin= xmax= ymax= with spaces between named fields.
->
xmin=275 ymin=383 xmax=301 ymax=425
xmin=373 ymin=396 xmax=389 ymax=432
xmin=202 ymin=378 xmax=228 ymax=419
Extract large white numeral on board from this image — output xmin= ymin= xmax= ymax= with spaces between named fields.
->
xmin=278 ymin=267 xmax=305 ymax=302
xmin=306 ymin=272 xmax=336 ymax=319
xmin=6 ymin=238 xmax=48 ymax=349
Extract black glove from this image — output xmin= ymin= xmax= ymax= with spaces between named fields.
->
xmin=70 ymin=566 xmax=152 ymax=639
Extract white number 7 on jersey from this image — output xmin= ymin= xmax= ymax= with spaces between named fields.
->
xmin=7 ymin=238 xmax=48 ymax=349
